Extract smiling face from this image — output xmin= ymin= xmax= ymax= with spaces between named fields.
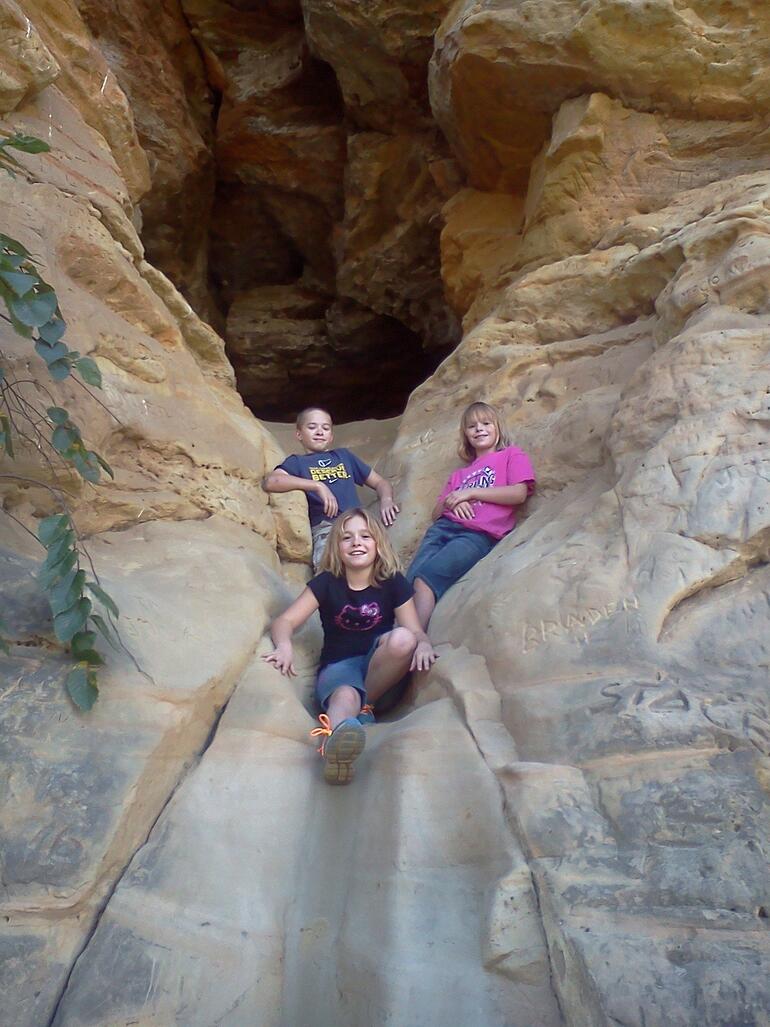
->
xmin=464 ymin=415 xmax=499 ymax=456
xmin=338 ymin=514 xmax=377 ymax=573
xmin=296 ymin=409 xmax=333 ymax=453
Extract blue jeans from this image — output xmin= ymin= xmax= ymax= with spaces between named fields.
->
xmin=316 ymin=637 xmax=410 ymax=713
xmin=407 ymin=517 xmax=496 ymax=601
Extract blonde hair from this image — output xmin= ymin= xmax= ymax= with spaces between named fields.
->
xmin=296 ymin=406 xmax=332 ymax=428
xmin=458 ymin=401 xmax=511 ymax=463
xmin=319 ymin=507 xmax=401 ymax=584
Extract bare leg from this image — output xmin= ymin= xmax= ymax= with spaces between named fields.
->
xmin=412 ymin=577 xmax=436 ymax=630
xmin=326 ymin=684 xmax=362 ymax=729
xmin=364 ymin=627 xmax=417 ymax=703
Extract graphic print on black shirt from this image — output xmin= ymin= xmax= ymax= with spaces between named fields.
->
xmin=307 ymin=571 xmax=413 ymax=667
xmin=335 ymin=602 xmax=383 ymax=631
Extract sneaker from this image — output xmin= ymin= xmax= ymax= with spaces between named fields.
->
xmin=358 ymin=704 xmax=376 ymax=725
xmin=310 ymin=715 xmax=366 ymax=785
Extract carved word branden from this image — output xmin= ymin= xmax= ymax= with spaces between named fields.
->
xmin=521 ymin=595 xmax=640 ymax=654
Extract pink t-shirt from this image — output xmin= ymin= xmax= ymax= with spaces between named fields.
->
xmin=437 ymin=446 xmax=535 ymax=540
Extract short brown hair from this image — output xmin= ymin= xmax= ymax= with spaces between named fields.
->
xmin=319 ymin=507 xmax=401 ymax=584
xmin=296 ymin=406 xmax=332 ymax=428
xmin=458 ymin=402 xmax=511 ymax=462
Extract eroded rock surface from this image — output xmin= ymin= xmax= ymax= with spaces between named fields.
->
xmin=2 ymin=2 xmax=769 ymax=1026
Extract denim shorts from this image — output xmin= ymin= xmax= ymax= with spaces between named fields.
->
xmin=315 ymin=636 xmax=410 ymax=713
xmin=406 ymin=517 xmax=497 ymax=601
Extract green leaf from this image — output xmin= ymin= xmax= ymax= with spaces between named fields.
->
xmin=95 ymin=453 xmax=114 ymax=479
xmin=49 ymin=569 xmax=86 ymax=616
xmin=38 ymin=548 xmax=77 ymax=589
xmin=37 ymin=512 xmax=70 ymax=546
xmin=71 ymin=629 xmax=96 ymax=655
xmin=65 ymin=664 xmax=98 ymax=711
xmin=8 ymin=286 xmax=57 ymax=327
xmin=0 ymin=414 xmax=13 ymax=458
xmin=72 ymin=450 xmax=100 ymax=483
xmin=42 ymin=528 xmax=75 ymax=563
xmin=38 ymin=317 xmax=66 ymax=345
xmin=2 ymin=134 xmax=51 ymax=154
xmin=71 ymin=630 xmax=103 ymax=666
xmin=51 ymin=425 xmax=79 ymax=454
xmin=0 ymin=251 xmax=25 ymax=271
xmin=35 ymin=340 xmax=68 ymax=363
xmin=53 ymin=596 xmax=92 ymax=643
xmin=86 ymin=580 xmax=119 ymax=618
xmin=91 ymin=613 xmax=120 ymax=651
xmin=47 ymin=358 xmax=71 ymax=382
xmin=0 ymin=269 xmax=37 ymax=297
xmin=73 ymin=356 xmax=101 ymax=387
xmin=6 ymin=306 xmax=33 ymax=338
xmin=76 ymin=648 xmax=103 ymax=667
xmin=46 ymin=406 xmax=69 ymax=426
xmin=0 ymin=234 xmax=31 ymax=258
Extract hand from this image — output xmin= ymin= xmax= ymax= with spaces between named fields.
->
xmin=451 ymin=500 xmax=476 ymax=520
xmin=314 ymin=482 xmax=338 ymax=518
xmin=443 ymin=488 xmax=476 ymax=510
xmin=410 ymin=639 xmax=438 ymax=672
xmin=261 ymin=644 xmax=296 ymax=676
xmin=380 ymin=498 xmax=400 ymax=527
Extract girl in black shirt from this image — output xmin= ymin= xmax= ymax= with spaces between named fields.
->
xmin=263 ymin=508 xmax=437 ymax=784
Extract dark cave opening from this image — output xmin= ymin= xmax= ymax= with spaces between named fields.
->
xmin=112 ymin=0 xmax=459 ymax=425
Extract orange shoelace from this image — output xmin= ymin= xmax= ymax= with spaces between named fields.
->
xmin=309 ymin=713 xmax=333 ymax=754
xmin=360 ymin=704 xmax=374 ymax=719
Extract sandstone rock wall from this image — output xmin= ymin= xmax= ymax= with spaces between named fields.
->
xmin=385 ymin=3 xmax=770 ymax=1022
xmin=2 ymin=2 xmax=769 ymax=1026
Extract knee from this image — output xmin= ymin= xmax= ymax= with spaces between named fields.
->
xmin=330 ymin=685 xmax=360 ymax=706
xmin=385 ymin=627 xmax=418 ymax=657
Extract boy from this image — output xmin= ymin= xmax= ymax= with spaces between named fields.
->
xmin=263 ymin=407 xmax=400 ymax=570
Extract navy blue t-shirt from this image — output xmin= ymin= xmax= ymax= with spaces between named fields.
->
xmin=276 ymin=448 xmax=372 ymax=527
xmin=307 ymin=571 xmax=413 ymax=667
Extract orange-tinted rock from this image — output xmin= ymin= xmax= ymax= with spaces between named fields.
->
xmin=336 ymin=130 xmax=460 ymax=348
xmin=183 ymin=0 xmax=345 ymax=289
xmin=77 ymin=0 xmax=216 ymax=311
xmin=0 ymin=0 xmax=57 ymax=113
xmin=302 ymin=0 xmax=453 ymax=131
xmin=430 ymin=0 xmax=770 ymax=190
xmin=440 ymin=188 xmax=524 ymax=320
xmin=215 ymin=64 xmax=345 ymax=212
xmin=18 ymin=0 xmax=150 ymax=201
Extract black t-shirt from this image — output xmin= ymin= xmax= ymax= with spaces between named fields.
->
xmin=307 ymin=571 xmax=413 ymax=668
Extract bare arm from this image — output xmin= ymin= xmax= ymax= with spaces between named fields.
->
xmin=444 ymin=482 xmax=529 ymax=510
xmin=263 ymin=468 xmax=338 ymax=517
xmin=395 ymin=598 xmax=438 ymax=672
xmin=432 ymin=492 xmax=474 ymax=521
xmin=261 ymin=587 xmax=320 ymax=676
xmin=365 ymin=470 xmax=399 ymax=527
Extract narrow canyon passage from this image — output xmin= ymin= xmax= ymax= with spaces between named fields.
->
xmin=1 ymin=3 xmax=769 ymax=1027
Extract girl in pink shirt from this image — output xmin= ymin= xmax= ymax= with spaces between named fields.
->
xmin=407 ymin=402 xmax=535 ymax=628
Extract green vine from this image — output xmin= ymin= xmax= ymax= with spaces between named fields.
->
xmin=1 ymin=133 xmax=121 ymax=711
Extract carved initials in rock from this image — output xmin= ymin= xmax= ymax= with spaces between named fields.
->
xmin=591 ymin=679 xmax=770 ymax=755
xmin=521 ymin=595 xmax=640 ymax=653
xmin=702 ymin=693 xmax=770 ymax=756
xmin=591 ymin=678 xmax=691 ymax=717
